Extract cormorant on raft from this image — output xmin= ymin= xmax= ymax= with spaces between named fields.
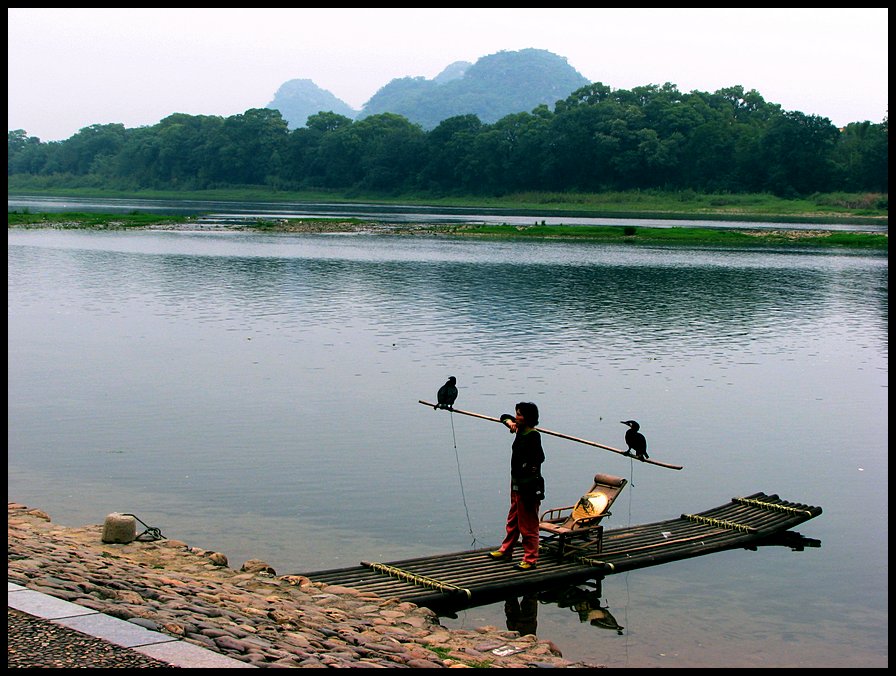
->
xmin=621 ymin=420 xmax=649 ymax=461
xmin=434 ymin=376 xmax=458 ymax=410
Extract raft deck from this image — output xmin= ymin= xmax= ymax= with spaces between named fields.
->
xmin=299 ymin=492 xmax=822 ymax=613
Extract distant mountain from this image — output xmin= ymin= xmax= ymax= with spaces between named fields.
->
xmin=266 ymin=79 xmax=358 ymax=129
xmin=432 ymin=60 xmax=472 ymax=84
xmin=266 ymin=49 xmax=591 ymax=131
xmin=359 ymin=49 xmax=590 ymax=129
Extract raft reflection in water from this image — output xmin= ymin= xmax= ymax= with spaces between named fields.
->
xmin=483 ymin=530 xmax=823 ymax=640
xmin=500 ymin=580 xmax=623 ymax=638
xmin=538 ymin=582 xmax=624 ymax=635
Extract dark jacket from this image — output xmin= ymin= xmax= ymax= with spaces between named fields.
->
xmin=510 ymin=429 xmax=545 ymax=498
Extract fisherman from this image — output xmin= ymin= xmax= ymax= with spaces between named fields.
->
xmin=487 ymin=401 xmax=545 ymax=570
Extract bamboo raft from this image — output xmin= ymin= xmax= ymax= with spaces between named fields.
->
xmin=299 ymin=492 xmax=822 ymax=613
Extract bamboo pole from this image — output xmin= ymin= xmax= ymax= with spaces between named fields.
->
xmin=419 ymin=400 xmax=683 ymax=471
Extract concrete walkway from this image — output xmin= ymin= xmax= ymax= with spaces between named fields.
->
xmin=8 ymin=581 xmax=254 ymax=668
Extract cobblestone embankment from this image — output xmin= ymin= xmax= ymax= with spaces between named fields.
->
xmin=8 ymin=503 xmax=600 ymax=668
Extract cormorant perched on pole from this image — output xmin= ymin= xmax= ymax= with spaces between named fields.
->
xmin=620 ymin=420 xmax=649 ymax=461
xmin=435 ymin=376 xmax=458 ymax=410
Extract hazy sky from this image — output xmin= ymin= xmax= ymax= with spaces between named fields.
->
xmin=8 ymin=8 xmax=888 ymax=142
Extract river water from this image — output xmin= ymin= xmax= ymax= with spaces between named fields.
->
xmin=7 ymin=226 xmax=888 ymax=667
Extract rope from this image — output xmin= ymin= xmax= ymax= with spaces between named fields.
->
xmin=122 ymin=513 xmax=166 ymax=541
xmin=447 ymin=411 xmax=479 ymax=548
xmin=363 ymin=561 xmax=472 ymax=599
xmin=576 ymin=556 xmax=615 ymax=571
xmin=733 ymin=496 xmax=814 ymax=516
xmin=681 ymin=513 xmax=758 ymax=533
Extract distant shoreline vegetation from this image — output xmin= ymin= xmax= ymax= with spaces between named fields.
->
xmin=8 ymin=207 xmax=888 ymax=251
xmin=7 ymin=187 xmax=888 ymax=223
xmin=8 ymin=81 xmax=888 ymax=200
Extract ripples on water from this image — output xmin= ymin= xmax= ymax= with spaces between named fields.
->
xmin=7 ymin=229 xmax=888 ymax=668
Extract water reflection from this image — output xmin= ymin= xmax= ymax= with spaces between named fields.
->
xmin=500 ymin=584 xmax=623 ymax=639
xmin=462 ymin=530 xmax=822 ymax=641
xmin=504 ymin=594 xmax=539 ymax=636
xmin=538 ymin=582 xmax=624 ymax=635
xmin=13 ymin=231 xmax=885 ymax=365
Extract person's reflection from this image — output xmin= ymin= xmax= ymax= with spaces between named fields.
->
xmin=504 ymin=594 xmax=538 ymax=636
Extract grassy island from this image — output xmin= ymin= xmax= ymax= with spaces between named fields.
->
xmin=8 ymin=187 xmax=888 ymax=250
xmin=8 ymin=211 xmax=887 ymax=250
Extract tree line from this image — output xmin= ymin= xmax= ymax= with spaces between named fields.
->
xmin=7 ymin=83 xmax=888 ymax=198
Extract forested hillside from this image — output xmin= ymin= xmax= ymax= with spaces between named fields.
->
xmin=266 ymin=79 xmax=358 ymax=129
xmin=357 ymin=48 xmax=590 ymax=129
xmin=266 ymin=49 xmax=589 ymax=131
xmin=8 ymin=82 xmax=887 ymax=198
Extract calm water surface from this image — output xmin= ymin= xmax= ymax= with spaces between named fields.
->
xmin=7 ymin=229 xmax=888 ymax=667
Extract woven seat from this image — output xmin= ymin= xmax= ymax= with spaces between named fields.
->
xmin=539 ymin=473 xmax=627 ymax=559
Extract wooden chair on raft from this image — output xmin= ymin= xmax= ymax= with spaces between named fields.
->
xmin=538 ymin=473 xmax=628 ymax=559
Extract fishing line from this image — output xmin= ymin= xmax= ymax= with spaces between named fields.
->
xmin=621 ymin=570 xmax=632 ymax=663
xmin=620 ymin=460 xmax=633 ymax=664
xmin=447 ymin=411 xmax=479 ymax=548
xmin=625 ymin=456 xmax=636 ymax=526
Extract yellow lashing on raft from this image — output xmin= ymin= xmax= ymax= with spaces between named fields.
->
xmin=733 ymin=496 xmax=814 ymax=516
xmin=363 ymin=561 xmax=472 ymax=600
xmin=681 ymin=514 xmax=758 ymax=533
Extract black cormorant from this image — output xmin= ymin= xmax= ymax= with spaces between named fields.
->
xmin=620 ymin=420 xmax=649 ymax=460
xmin=435 ymin=376 xmax=458 ymax=410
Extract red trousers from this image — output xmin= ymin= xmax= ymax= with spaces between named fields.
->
xmin=499 ymin=490 xmax=541 ymax=564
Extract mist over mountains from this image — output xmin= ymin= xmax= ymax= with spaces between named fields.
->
xmin=267 ymin=48 xmax=590 ymax=130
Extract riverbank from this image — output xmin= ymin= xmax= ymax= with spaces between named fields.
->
xmin=7 ymin=186 xmax=889 ymax=224
xmin=7 ymin=503 xmax=598 ymax=668
xmin=7 ymin=213 xmax=890 ymax=250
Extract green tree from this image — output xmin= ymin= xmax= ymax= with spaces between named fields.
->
xmin=50 ymin=123 xmax=128 ymax=175
xmin=281 ymin=112 xmax=355 ymax=188
xmin=465 ymin=111 xmax=553 ymax=194
xmin=6 ymin=82 xmax=887 ymax=196
xmin=555 ymin=82 xmax=613 ymax=112
xmin=8 ymin=130 xmax=50 ymax=175
xmin=759 ymin=111 xmax=840 ymax=196
xmin=154 ymin=113 xmax=224 ymax=188
xmin=212 ymin=108 xmax=290 ymax=185
xmin=420 ymin=114 xmax=483 ymax=192
xmin=312 ymin=121 xmax=364 ymax=189
xmin=545 ymin=104 xmax=612 ymax=191
xmin=834 ymin=118 xmax=888 ymax=192
xmin=351 ymin=113 xmax=426 ymax=191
